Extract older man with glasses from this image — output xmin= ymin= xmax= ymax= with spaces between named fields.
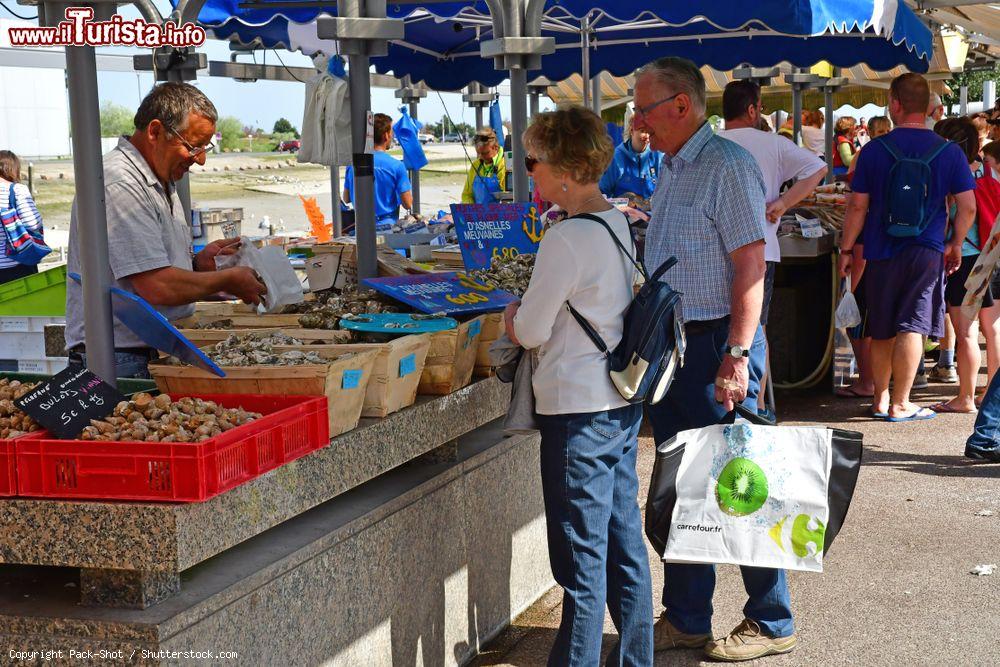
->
xmin=633 ymin=57 xmax=798 ymax=661
xmin=64 ymin=82 xmax=267 ymax=379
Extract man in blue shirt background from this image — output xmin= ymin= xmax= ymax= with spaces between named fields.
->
xmin=599 ymin=117 xmax=663 ymax=205
xmin=840 ymin=73 xmax=976 ymax=422
xmin=343 ymin=113 xmax=413 ymax=230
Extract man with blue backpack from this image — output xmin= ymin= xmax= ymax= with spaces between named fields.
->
xmin=839 ymin=73 xmax=976 ymax=422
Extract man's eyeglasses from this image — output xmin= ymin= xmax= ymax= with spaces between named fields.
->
xmin=165 ymin=126 xmax=214 ymax=158
xmin=634 ymin=92 xmax=682 ymax=118
xmin=524 ymin=154 xmax=540 ymax=172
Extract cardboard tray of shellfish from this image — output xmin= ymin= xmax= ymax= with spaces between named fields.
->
xmin=148 ymin=343 xmax=380 ymax=439
xmin=12 ymin=393 xmax=330 ymax=503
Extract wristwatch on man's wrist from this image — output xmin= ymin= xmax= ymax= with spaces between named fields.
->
xmin=727 ymin=344 xmax=750 ymax=360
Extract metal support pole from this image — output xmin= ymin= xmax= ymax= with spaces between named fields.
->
xmin=581 ymin=16 xmax=591 ymax=111
xmin=984 ymin=80 xmax=996 ymax=111
xmin=960 ymin=85 xmax=969 ymax=116
xmin=409 ymin=100 xmax=420 ymax=215
xmin=510 ymin=67 xmax=529 ymax=201
xmin=591 ymin=75 xmax=602 ymax=115
xmin=824 ymin=88 xmax=835 ymax=183
xmin=792 ymin=86 xmax=803 ymax=145
xmin=348 ymin=54 xmax=377 ymax=279
xmin=331 ymin=164 xmax=342 ymax=237
xmin=65 ymin=43 xmax=116 ymax=387
xmin=529 ymin=92 xmax=540 ymax=118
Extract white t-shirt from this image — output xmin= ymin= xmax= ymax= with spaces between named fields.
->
xmin=717 ymin=128 xmax=827 ymax=262
xmin=800 ymin=125 xmax=826 ymax=156
xmin=512 ymin=208 xmax=635 ymax=415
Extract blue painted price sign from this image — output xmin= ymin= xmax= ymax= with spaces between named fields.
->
xmin=362 ymin=272 xmax=518 ymax=315
xmin=450 ymin=202 xmax=546 ymax=270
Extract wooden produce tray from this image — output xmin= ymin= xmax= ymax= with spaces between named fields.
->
xmin=148 ymin=350 xmax=379 ymax=437
xmin=418 ymin=315 xmax=485 ymax=396
xmin=275 ymin=334 xmax=431 ymax=418
xmin=474 ymin=313 xmax=503 ymax=378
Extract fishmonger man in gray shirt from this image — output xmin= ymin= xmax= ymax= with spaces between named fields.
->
xmin=65 ymin=82 xmax=266 ymax=378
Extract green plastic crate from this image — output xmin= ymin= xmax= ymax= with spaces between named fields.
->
xmin=0 ymin=265 xmax=67 ymax=316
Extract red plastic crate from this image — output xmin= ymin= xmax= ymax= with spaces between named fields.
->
xmin=0 ymin=438 xmax=16 ymax=497
xmin=14 ymin=394 xmax=329 ymax=502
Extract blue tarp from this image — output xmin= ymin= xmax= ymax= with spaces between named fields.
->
xmin=186 ymin=1 xmax=934 ymax=91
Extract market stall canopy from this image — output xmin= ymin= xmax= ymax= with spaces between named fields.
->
xmin=184 ymin=0 xmax=934 ymax=90
xmin=909 ymin=1 xmax=1000 ymax=64
xmin=546 ymin=30 xmax=955 ymax=116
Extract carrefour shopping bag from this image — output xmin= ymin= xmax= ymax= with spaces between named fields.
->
xmin=645 ymin=406 xmax=862 ymax=573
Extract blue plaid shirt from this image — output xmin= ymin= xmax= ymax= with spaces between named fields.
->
xmin=644 ymin=122 xmax=766 ymax=322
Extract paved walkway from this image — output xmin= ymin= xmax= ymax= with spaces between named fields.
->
xmin=473 ymin=380 xmax=1000 ymax=666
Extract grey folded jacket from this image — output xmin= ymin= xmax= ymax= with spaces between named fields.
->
xmin=489 ymin=332 xmax=538 ymax=434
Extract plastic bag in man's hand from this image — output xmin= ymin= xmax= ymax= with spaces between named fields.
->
xmin=215 ymin=237 xmax=304 ymax=313
xmin=835 ymin=275 xmax=862 ymax=329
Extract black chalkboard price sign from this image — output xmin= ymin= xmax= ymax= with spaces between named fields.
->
xmin=15 ymin=366 xmax=127 ymax=439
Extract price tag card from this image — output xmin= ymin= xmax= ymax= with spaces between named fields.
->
xmin=342 ymin=369 xmax=363 ymax=389
xmin=450 ymin=202 xmax=545 ymax=270
xmin=15 ymin=366 xmax=126 ymax=439
xmin=363 ymin=272 xmax=518 ymax=315
xmin=399 ymin=353 xmax=416 ymax=377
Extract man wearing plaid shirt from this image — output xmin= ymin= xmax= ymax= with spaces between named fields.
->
xmin=634 ymin=57 xmax=796 ymax=661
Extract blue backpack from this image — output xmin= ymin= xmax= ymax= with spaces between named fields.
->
xmin=569 ymin=213 xmax=685 ymax=405
xmin=876 ymin=135 xmax=952 ymax=238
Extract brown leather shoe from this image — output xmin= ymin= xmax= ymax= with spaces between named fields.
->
xmin=653 ymin=611 xmax=712 ymax=651
xmin=704 ymin=618 xmax=797 ymax=661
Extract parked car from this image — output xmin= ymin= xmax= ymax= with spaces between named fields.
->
xmin=417 ymin=133 xmax=436 ymax=144
xmin=278 ymin=139 xmax=301 ymax=153
xmin=442 ymin=133 xmax=467 ymax=143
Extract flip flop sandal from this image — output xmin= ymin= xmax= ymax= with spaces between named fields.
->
xmin=836 ymin=386 xmax=875 ymax=399
xmin=886 ymin=407 xmax=937 ymax=422
xmin=929 ymin=402 xmax=977 ymax=414
xmin=871 ymin=408 xmax=889 ymax=419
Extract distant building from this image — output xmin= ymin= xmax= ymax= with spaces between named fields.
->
xmin=0 ymin=19 xmax=71 ymax=158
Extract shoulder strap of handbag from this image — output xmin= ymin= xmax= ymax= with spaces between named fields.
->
xmin=564 ymin=211 xmax=642 ymax=357
xmin=6 ymin=182 xmax=14 ymax=211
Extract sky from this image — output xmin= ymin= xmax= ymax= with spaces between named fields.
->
xmin=0 ymin=1 xmax=521 ymax=134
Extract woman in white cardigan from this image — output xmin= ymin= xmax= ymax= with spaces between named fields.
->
xmin=503 ymin=106 xmax=651 ymax=666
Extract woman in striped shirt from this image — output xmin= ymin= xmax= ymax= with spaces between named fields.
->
xmin=0 ymin=151 xmax=45 ymax=283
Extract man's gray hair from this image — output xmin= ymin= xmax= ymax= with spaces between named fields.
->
xmin=134 ymin=82 xmax=218 ymax=132
xmin=636 ymin=57 xmax=707 ymax=113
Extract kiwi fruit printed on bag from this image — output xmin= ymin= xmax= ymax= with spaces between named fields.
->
xmin=716 ymin=457 xmax=768 ymax=516
xmin=710 ymin=422 xmax=827 ymax=562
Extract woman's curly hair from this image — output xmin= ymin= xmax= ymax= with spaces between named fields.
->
xmin=522 ymin=106 xmax=614 ymax=184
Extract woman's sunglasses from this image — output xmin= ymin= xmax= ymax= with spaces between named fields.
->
xmin=524 ymin=154 xmax=540 ymax=172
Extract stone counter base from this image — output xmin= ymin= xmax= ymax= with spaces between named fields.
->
xmin=0 ymin=422 xmax=552 ymax=666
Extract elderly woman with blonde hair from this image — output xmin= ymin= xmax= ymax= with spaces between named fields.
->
xmin=503 ymin=106 xmax=652 ymax=665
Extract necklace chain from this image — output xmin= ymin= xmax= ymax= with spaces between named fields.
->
xmin=566 ymin=194 xmax=609 ymax=218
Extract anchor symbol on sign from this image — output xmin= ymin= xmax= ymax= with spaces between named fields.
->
xmin=522 ymin=206 xmax=545 ymax=244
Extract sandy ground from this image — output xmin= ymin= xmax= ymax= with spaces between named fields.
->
xmin=471 ymin=378 xmax=1000 ymax=666
xmin=31 ymin=144 xmax=477 ymax=242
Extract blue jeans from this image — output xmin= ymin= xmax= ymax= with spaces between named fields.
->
xmin=646 ymin=322 xmax=795 ymax=639
xmin=966 ymin=368 xmax=1000 ymax=456
xmin=67 ymin=350 xmax=153 ymax=379
xmin=537 ymin=403 xmax=653 ymax=666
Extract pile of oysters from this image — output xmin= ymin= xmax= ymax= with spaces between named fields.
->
xmin=295 ymin=288 xmax=400 ymax=330
xmin=469 ymin=253 xmax=535 ymax=297
xmin=207 ymin=332 xmax=327 ymax=366
xmin=79 ymin=393 xmax=260 ymax=442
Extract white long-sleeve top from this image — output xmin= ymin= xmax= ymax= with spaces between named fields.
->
xmin=513 ymin=209 xmax=636 ymax=415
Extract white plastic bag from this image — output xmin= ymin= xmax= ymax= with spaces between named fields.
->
xmin=835 ymin=275 xmax=861 ymax=329
xmin=215 ymin=237 xmax=304 ymax=314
